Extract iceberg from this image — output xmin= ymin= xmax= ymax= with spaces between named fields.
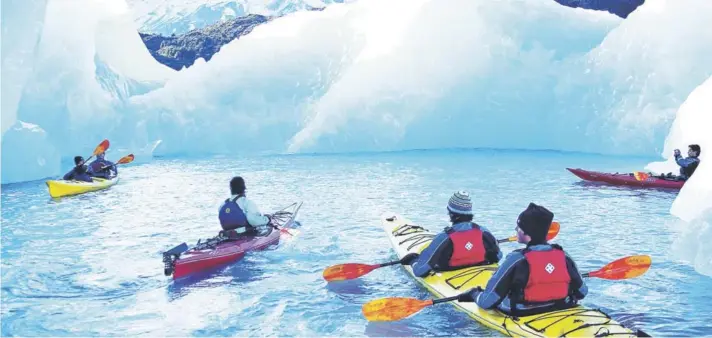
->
xmin=1 ymin=0 xmax=49 ymax=135
xmin=646 ymin=77 xmax=712 ymax=277
xmin=0 ymin=121 xmax=61 ymax=185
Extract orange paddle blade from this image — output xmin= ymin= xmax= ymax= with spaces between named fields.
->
xmin=499 ymin=221 xmax=560 ymax=243
xmin=116 ymin=154 xmax=135 ymax=164
xmin=323 ymin=263 xmax=378 ymax=282
xmin=547 ymin=221 xmax=560 ymax=241
xmin=633 ymin=171 xmax=650 ymax=182
xmin=587 ymin=255 xmax=652 ymax=280
xmin=93 ymin=139 xmax=110 ymax=156
xmin=362 ymin=297 xmax=433 ymax=322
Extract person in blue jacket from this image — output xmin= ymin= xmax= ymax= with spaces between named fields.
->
xmin=406 ymin=191 xmax=502 ymax=277
xmin=88 ymin=152 xmax=117 ymax=179
xmin=674 ymin=144 xmax=701 ymax=181
xmin=63 ymin=156 xmax=93 ymax=182
xmin=457 ymin=203 xmax=588 ymax=317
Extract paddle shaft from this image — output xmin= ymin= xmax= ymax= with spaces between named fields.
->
xmin=378 ymin=260 xmax=402 ymax=268
xmin=432 ymin=295 xmax=460 ymax=305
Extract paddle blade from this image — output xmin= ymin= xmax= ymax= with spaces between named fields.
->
xmin=323 ymin=263 xmax=379 ymax=282
xmin=547 ymin=221 xmax=560 ymax=241
xmin=587 ymin=255 xmax=652 ymax=280
xmin=633 ymin=171 xmax=650 ymax=182
xmin=363 ymin=297 xmax=433 ymax=322
xmin=93 ymin=139 xmax=110 ymax=156
xmin=498 ymin=221 xmax=560 ymax=243
xmin=116 ymin=154 xmax=135 ymax=164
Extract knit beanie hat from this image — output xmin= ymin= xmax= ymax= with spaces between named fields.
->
xmin=517 ymin=202 xmax=554 ymax=243
xmin=447 ymin=191 xmax=473 ymax=215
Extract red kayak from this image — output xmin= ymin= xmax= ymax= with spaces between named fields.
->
xmin=566 ymin=168 xmax=685 ymax=190
xmin=163 ymin=202 xmax=302 ymax=279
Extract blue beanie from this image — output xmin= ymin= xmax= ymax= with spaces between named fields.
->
xmin=447 ymin=191 xmax=473 ymax=215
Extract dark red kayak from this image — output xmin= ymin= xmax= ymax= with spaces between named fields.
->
xmin=163 ymin=202 xmax=302 ymax=279
xmin=566 ymin=168 xmax=685 ymax=190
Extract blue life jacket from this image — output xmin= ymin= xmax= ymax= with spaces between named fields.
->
xmin=219 ymin=195 xmax=249 ymax=231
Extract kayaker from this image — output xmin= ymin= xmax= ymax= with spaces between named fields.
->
xmin=218 ymin=176 xmax=271 ymax=238
xmin=62 ymin=156 xmax=93 ymax=182
xmin=407 ymin=191 xmax=502 ymax=277
xmin=457 ymin=203 xmax=588 ymax=316
xmin=88 ymin=152 xmax=117 ymax=179
xmin=674 ymin=144 xmax=701 ymax=180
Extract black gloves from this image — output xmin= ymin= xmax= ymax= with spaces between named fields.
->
xmin=457 ymin=287 xmax=484 ymax=302
xmin=401 ymin=253 xmax=420 ymax=265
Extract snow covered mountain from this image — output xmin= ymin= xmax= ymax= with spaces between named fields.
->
xmin=126 ymin=0 xmax=349 ymax=35
xmin=139 ymin=14 xmax=271 ymax=70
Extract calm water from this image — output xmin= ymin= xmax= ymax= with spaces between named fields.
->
xmin=2 ymin=149 xmax=710 ymax=336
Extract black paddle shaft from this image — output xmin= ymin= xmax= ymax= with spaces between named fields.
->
xmin=432 ymin=295 xmax=462 ymax=305
xmin=378 ymin=260 xmax=402 ymax=268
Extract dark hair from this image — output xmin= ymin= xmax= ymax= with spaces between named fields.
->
xmin=74 ymin=156 xmax=84 ymax=165
xmin=230 ymin=176 xmax=246 ymax=195
xmin=449 ymin=212 xmax=473 ymax=224
xmin=689 ymin=144 xmax=701 ymax=156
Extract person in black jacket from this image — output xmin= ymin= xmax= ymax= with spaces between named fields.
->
xmin=457 ymin=203 xmax=587 ymax=316
xmin=63 ymin=156 xmax=93 ymax=182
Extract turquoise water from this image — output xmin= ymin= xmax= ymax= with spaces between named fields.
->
xmin=2 ymin=149 xmax=711 ymax=336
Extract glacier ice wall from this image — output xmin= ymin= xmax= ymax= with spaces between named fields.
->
xmin=126 ymin=0 xmax=712 ymax=157
xmin=130 ymin=0 xmax=627 ymax=156
xmin=1 ymin=0 xmax=48 ymax=135
xmin=0 ymin=122 xmax=60 ymax=184
xmin=646 ymin=77 xmax=712 ymax=277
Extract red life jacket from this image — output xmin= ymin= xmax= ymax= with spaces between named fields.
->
xmin=447 ymin=226 xmax=486 ymax=268
xmin=522 ymin=247 xmax=571 ymax=303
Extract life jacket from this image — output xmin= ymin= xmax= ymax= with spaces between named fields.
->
xmin=218 ymin=196 xmax=249 ymax=231
xmin=447 ymin=224 xmax=486 ymax=268
xmin=90 ymin=160 xmax=109 ymax=172
xmin=681 ymin=158 xmax=700 ymax=178
xmin=522 ymin=245 xmax=571 ymax=303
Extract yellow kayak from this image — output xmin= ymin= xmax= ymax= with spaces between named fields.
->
xmin=380 ymin=213 xmax=645 ymax=337
xmin=46 ymin=177 xmax=119 ymax=198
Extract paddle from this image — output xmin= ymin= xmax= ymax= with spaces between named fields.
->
xmin=497 ymin=221 xmax=560 ymax=244
xmin=361 ymin=255 xmax=652 ymax=322
xmin=323 ymin=222 xmax=560 ymax=282
xmin=99 ymin=154 xmax=135 ymax=170
xmin=81 ymin=139 xmax=110 ymax=165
